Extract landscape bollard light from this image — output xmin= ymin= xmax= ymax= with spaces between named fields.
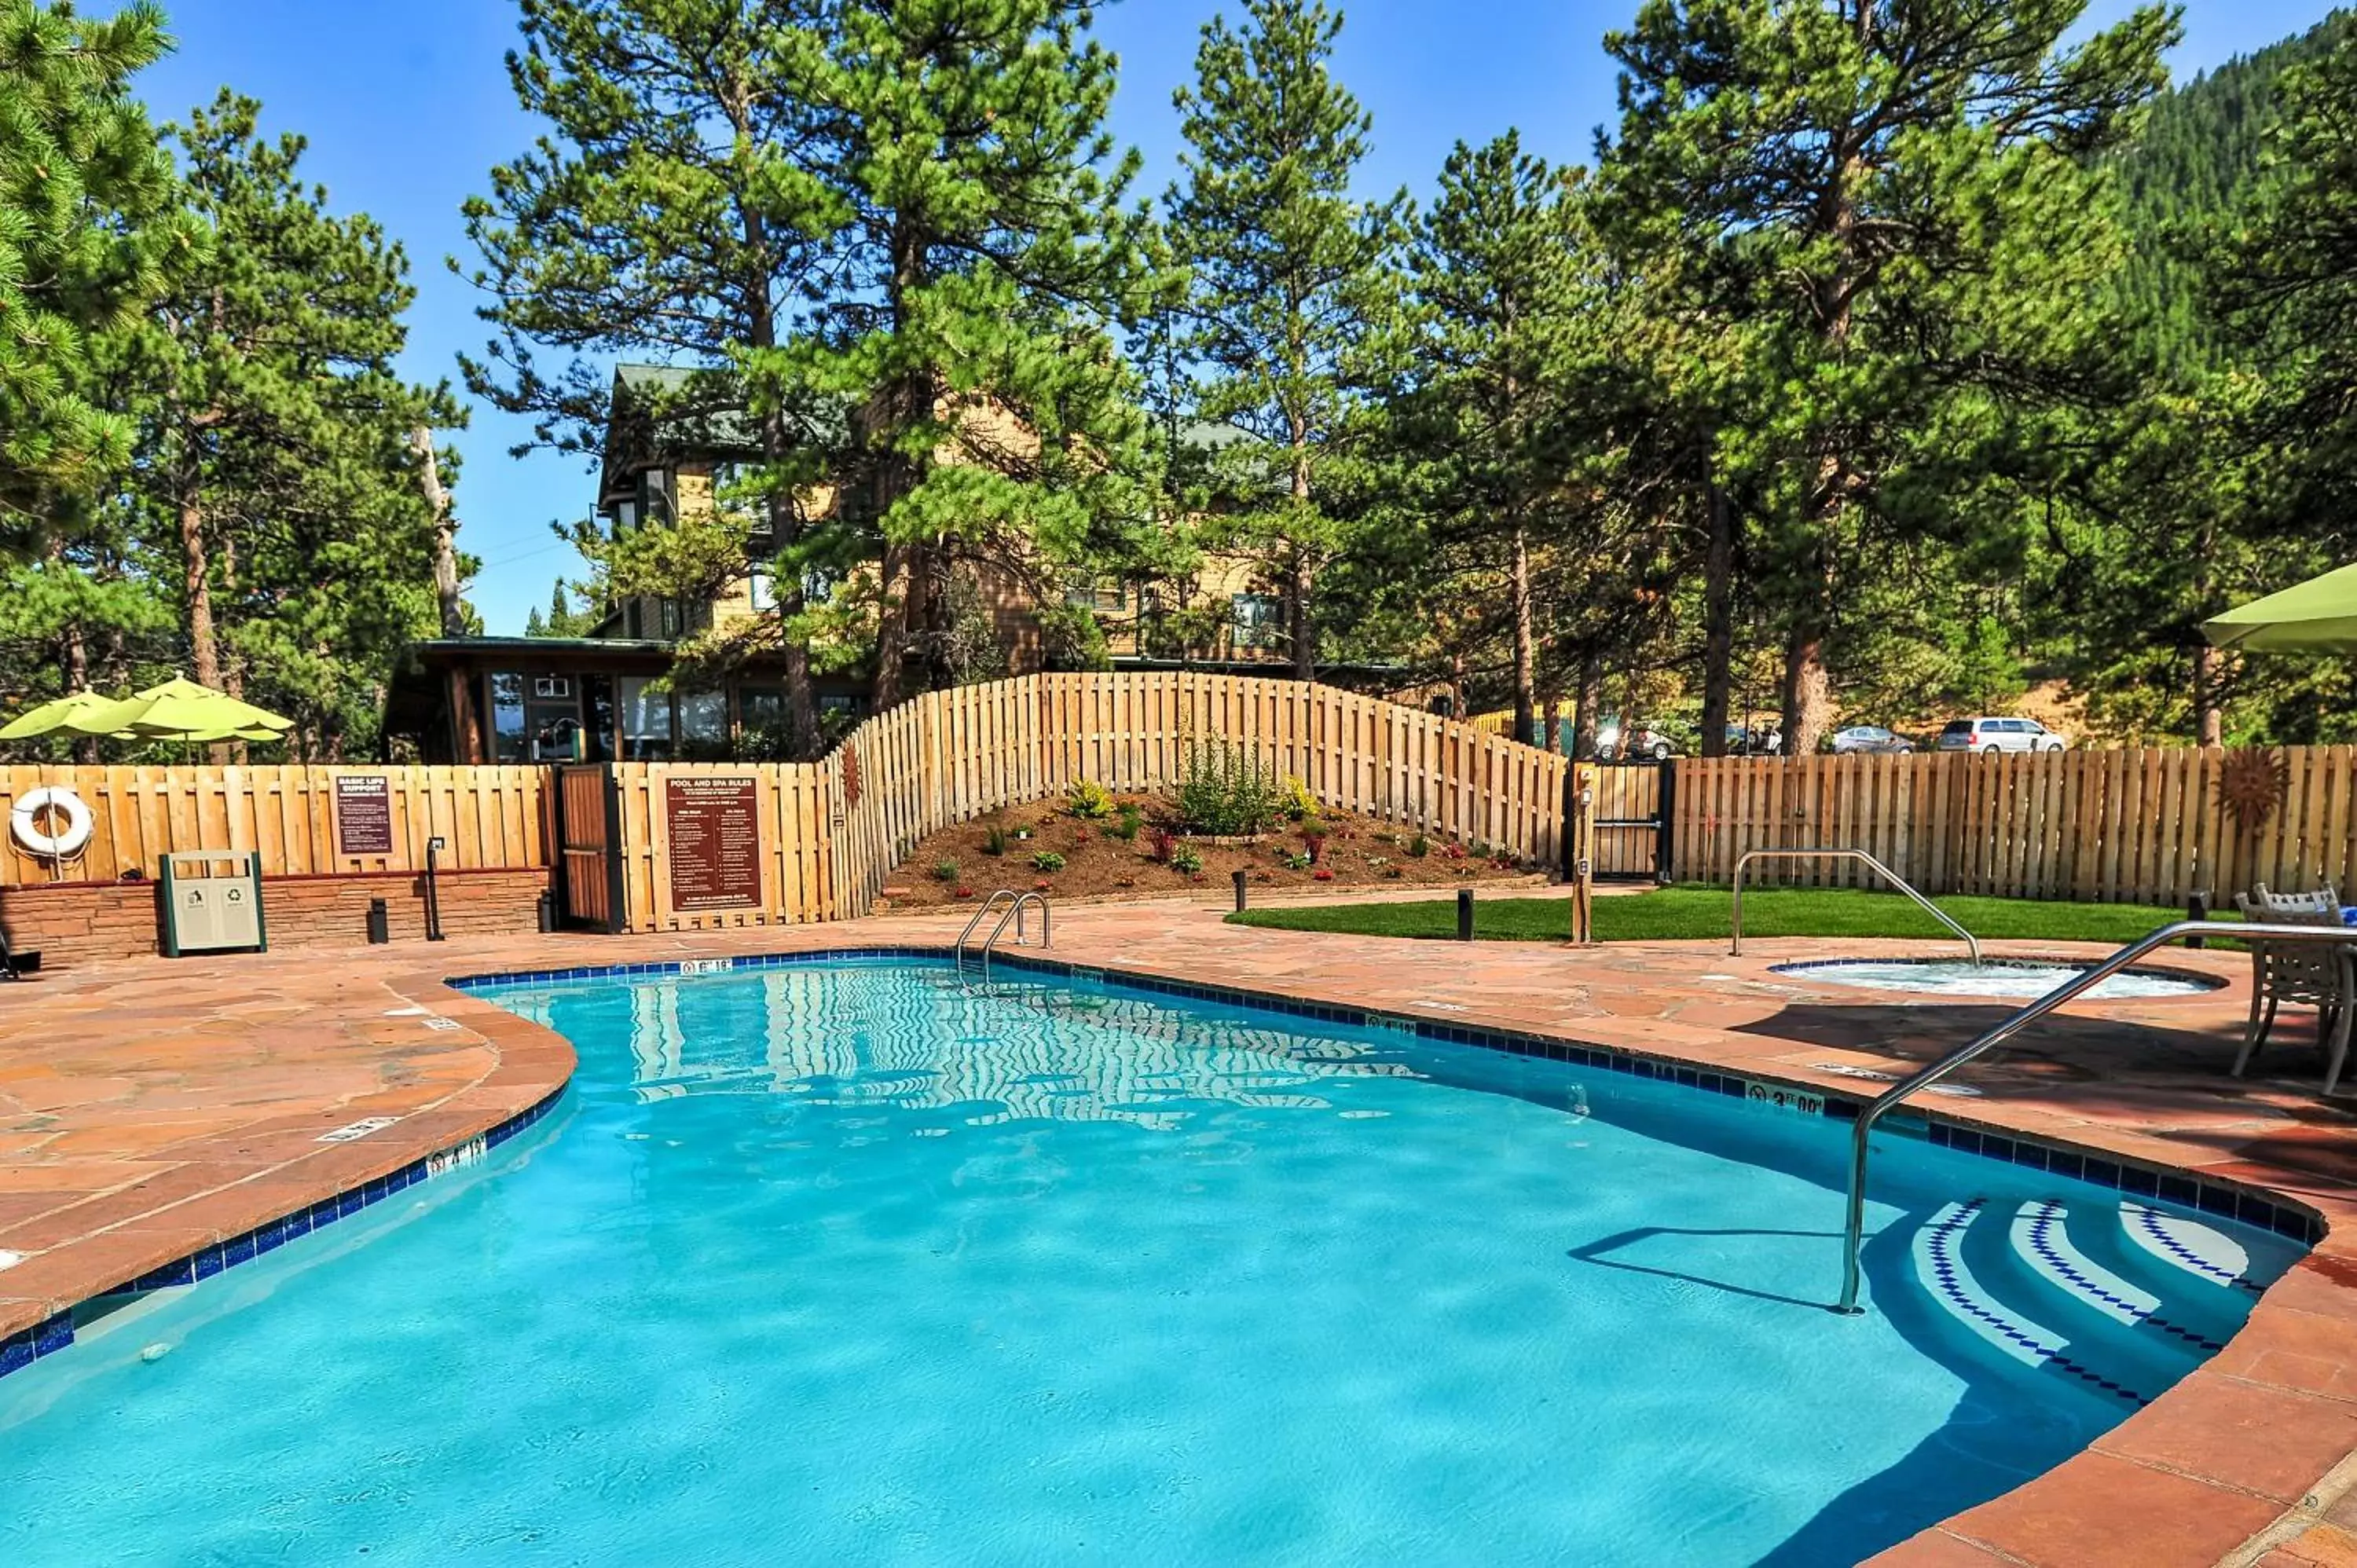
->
xmin=1458 ymin=888 xmax=1474 ymax=942
xmin=2187 ymin=891 xmax=2211 ymax=948
xmin=1233 ymin=869 xmax=1248 ymax=913
xmin=366 ymin=897 xmax=389 ymax=945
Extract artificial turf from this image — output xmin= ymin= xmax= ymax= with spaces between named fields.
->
xmin=1226 ymin=884 xmax=2220 ymax=947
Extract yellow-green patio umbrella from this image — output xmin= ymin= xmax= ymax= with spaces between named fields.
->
xmin=2204 ymin=563 xmax=2357 ymax=654
xmin=0 ymin=689 xmax=130 ymax=741
xmin=52 ymin=677 xmax=294 ymax=742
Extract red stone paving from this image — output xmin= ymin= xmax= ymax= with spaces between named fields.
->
xmin=6 ymin=894 xmax=2357 ymax=1566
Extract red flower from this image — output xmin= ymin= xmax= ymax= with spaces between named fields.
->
xmin=1034 ymin=879 xmax=1053 ymax=892
xmin=954 ymin=885 xmax=976 ymax=899
xmin=1313 ymin=868 xmax=1335 ymax=881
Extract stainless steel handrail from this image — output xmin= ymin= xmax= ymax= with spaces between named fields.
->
xmin=1835 ymin=918 xmax=2357 ymax=1314
xmin=978 ymin=892 xmax=1051 ymax=984
xmin=955 ymin=890 xmax=1018 ymax=976
xmin=1734 ymin=848 xmax=1981 ymax=964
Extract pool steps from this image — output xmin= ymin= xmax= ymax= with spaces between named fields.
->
xmin=1912 ymin=1196 xmax=2282 ymax=1406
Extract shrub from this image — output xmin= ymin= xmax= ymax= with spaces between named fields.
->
xmin=1065 ymin=779 xmax=1115 ymax=820
xmin=982 ymin=826 xmax=1007 ymax=856
xmin=1441 ymin=840 xmax=1469 ymax=863
xmin=1108 ymin=804 xmax=1144 ymax=841
xmin=1281 ymin=775 xmax=1318 ymax=820
xmin=1280 ymin=849 xmax=1312 ymax=871
xmin=1407 ymin=833 xmax=1431 ymax=858
xmin=1030 ymin=850 xmax=1067 ymax=872
xmin=932 ymin=858 xmax=959 ymax=883
xmin=1171 ymin=737 xmax=1285 ymax=837
xmin=1171 ymin=845 xmax=1204 ymax=874
xmin=954 ymin=884 xmax=977 ymax=899
xmin=1146 ymin=825 xmax=1178 ymax=863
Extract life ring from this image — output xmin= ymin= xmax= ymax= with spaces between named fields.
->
xmin=10 ymin=786 xmax=94 ymax=860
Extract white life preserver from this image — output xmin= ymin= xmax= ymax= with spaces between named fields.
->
xmin=10 ymin=786 xmax=94 ymax=860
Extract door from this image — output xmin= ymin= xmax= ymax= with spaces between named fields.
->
xmin=555 ymin=764 xmax=625 ymax=932
xmin=1588 ymin=760 xmax=1675 ymax=882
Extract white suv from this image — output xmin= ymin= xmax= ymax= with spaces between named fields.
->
xmin=1936 ymin=716 xmax=2068 ymax=755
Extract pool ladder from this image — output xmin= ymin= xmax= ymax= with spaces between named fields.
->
xmin=954 ymin=889 xmax=1051 ymax=984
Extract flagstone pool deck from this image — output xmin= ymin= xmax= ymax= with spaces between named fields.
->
xmin=5 ymin=899 xmax=2357 ymax=1567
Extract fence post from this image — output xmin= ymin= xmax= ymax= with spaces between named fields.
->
xmin=1655 ymin=756 xmax=1677 ymax=885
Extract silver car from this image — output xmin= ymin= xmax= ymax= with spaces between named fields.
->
xmin=1935 ymin=716 xmax=2068 ymax=755
xmin=1831 ymin=725 xmax=1914 ymax=755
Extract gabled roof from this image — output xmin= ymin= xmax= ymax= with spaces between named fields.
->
xmin=597 ymin=365 xmax=764 ymax=506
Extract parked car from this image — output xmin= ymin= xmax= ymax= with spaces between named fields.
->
xmin=1725 ymin=722 xmax=1783 ymax=756
xmin=1594 ymin=721 xmax=1678 ymax=761
xmin=1831 ymin=725 xmax=1915 ymax=755
xmin=1935 ymin=716 xmax=2069 ymax=755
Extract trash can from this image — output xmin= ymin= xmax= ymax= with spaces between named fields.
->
xmin=157 ymin=852 xmax=268 ymax=958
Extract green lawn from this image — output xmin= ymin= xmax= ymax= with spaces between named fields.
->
xmin=1226 ymin=885 xmax=2220 ymax=946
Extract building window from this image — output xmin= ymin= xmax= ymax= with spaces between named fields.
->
xmin=658 ymin=597 xmax=682 ymax=639
xmin=612 ymin=499 xmax=638 ymax=533
xmin=676 ymin=688 xmax=728 ymax=760
xmin=533 ymin=675 xmax=571 ymax=700
xmin=749 ymin=568 xmax=775 ymax=613
xmin=488 ymin=672 xmax=529 ymax=762
xmin=1233 ymin=593 xmax=1281 ymax=650
xmin=1066 ymin=573 xmax=1124 ymax=613
xmin=618 ymin=676 xmax=672 ymax=760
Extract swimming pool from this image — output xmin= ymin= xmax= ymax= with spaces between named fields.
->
xmin=0 ymin=958 xmax=2304 ymax=1565
xmin=1772 ymin=957 xmax=2223 ymax=1000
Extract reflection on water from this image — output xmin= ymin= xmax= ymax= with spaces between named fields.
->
xmin=503 ymin=968 xmax=1420 ymax=1132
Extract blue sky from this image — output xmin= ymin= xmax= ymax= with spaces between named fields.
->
xmin=132 ymin=0 xmax=2342 ymax=636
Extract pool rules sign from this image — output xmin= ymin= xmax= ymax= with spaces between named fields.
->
xmin=665 ymin=776 xmax=762 ymax=913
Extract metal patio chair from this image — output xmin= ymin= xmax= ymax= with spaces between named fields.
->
xmin=2233 ymin=885 xmax=2355 ymax=1095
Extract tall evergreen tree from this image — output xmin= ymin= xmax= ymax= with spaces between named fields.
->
xmin=753 ymin=0 xmax=1150 ymax=705
xmin=0 ymin=0 xmax=201 ymax=740
xmin=1602 ymin=0 xmax=2176 ymax=753
xmin=1165 ymin=0 xmax=1405 ymax=681
xmin=132 ymin=92 xmax=460 ymax=755
xmin=1390 ymin=133 xmax=1587 ymax=744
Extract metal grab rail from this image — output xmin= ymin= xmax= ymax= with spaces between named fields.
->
xmin=977 ymin=892 xmax=1051 ymax=984
xmin=954 ymin=890 xmax=1019 ymax=977
xmin=1835 ymin=918 xmax=2357 ymax=1315
xmin=1734 ymin=848 xmax=1981 ymax=965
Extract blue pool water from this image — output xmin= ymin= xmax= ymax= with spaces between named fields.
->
xmin=0 ymin=960 xmax=2303 ymax=1566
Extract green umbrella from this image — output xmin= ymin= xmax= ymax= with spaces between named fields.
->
xmin=2204 ymin=563 xmax=2357 ymax=654
xmin=0 ymin=689 xmax=130 ymax=741
xmin=52 ymin=677 xmax=294 ymax=742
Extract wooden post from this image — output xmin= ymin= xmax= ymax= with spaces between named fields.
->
xmin=1570 ymin=761 xmax=1596 ymax=946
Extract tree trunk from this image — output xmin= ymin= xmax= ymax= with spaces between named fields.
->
xmin=1572 ymin=648 xmax=1604 ymax=761
xmin=1508 ymin=520 xmax=1537 ymax=746
xmin=1699 ymin=477 xmax=1735 ymax=757
xmin=2192 ymin=643 xmax=2224 ymax=747
xmin=1288 ymin=437 xmax=1314 ymax=682
xmin=53 ymin=536 xmax=97 ymax=764
xmin=409 ymin=427 xmax=467 ymax=639
xmin=871 ymin=544 xmax=909 ymax=711
xmin=177 ymin=459 xmax=220 ymax=689
xmin=1780 ymin=621 xmax=1832 ymax=758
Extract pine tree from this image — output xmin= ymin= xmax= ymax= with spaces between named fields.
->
xmin=133 ymin=92 xmax=460 ymax=755
xmin=1389 ymin=133 xmax=1589 ymax=744
xmin=1602 ymin=0 xmax=2177 ymax=753
xmin=0 ymin=0 xmax=203 ymax=745
xmin=747 ymin=0 xmax=1150 ymax=705
xmin=1164 ymin=0 xmax=1405 ymax=681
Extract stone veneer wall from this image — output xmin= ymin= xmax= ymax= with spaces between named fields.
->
xmin=0 ymin=868 xmax=552 ymax=969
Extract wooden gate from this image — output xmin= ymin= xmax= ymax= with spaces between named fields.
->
xmin=555 ymin=764 xmax=624 ymax=932
xmin=1589 ymin=760 xmax=1674 ymax=881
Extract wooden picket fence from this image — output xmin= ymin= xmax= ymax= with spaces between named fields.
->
xmin=613 ymin=672 xmax=1572 ymax=932
xmin=0 ymin=764 xmax=549 ymax=886
xmin=1670 ymin=747 xmax=2357 ymax=907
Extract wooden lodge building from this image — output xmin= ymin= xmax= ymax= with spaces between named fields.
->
xmin=383 ymin=367 xmax=1326 ymax=764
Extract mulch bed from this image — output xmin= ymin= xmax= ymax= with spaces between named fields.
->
xmin=879 ymin=796 xmax=1547 ymax=909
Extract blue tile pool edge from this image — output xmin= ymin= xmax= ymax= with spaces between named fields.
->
xmin=0 ymin=1087 xmax=566 ymax=1385
xmin=445 ymin=944 xmax=2327 ymax=1249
